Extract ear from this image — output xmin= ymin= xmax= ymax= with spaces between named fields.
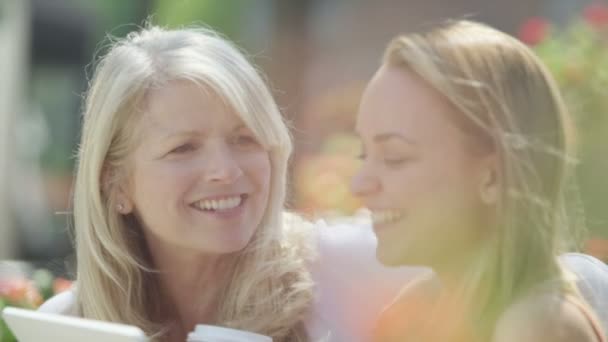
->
xmin=478 ymin=153 xmax=500 ymax=205
xmin=115 ymin=186 xmax=134 ymax=214
xmin=102 ymin=165 xmax=134 ymax=215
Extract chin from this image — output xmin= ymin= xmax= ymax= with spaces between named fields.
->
xmin=375 ymin=245 xmax=406 ymax=267
xmin=212 ymin=230 xmax=257 ymax=254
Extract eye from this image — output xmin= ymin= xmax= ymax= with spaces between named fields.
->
xmin=232 ymin=134 xmax=260 ymax=147
xmin=169 ymin=143 xmax=196 ymax=154
xmin=384 ymin=157 xmax=410 ymax=167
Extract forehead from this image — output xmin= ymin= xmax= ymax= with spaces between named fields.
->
xmin=357 ymin=66 xmax=461 ymax=143
xmin=140 ymin=80 xmax=244 ymax=135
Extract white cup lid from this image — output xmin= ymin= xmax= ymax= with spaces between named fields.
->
xmin=188 ymin=324 xmax=272 ymax=342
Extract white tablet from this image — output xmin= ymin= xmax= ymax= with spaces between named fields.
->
xmin=2 ymin=307 xmax=149 ymax=342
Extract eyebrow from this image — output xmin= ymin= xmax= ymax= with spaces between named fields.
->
xmin=162 ymin=124 xmax=249 ymax=140
xmin=162 ymin=130 xmax=200 ymax=140
xmin=369 ymin=132 xmax=417 ymax=145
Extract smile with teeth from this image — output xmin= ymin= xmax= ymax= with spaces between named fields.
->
xmin=193 ymin=195 xmax=243 ymax=211
xmin=371 ymin=209 xmax=405 ymax=225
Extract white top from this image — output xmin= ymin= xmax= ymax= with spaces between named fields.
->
xmin=38 ymin=220 xmax=424 ymax=341
xmin=559 ymin=252 xmax=608 ymax=331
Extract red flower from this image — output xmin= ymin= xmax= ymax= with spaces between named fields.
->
xmin=53 ymin=278 xmax=73 ymax=294
xmin=295 ymin=154 xmax=362 ymax=214
xmin=518 ymin=17 xmax=551 ymax=46
xmin=584 ymin=3 xmax=608 ymax=29
xmin=0 ymin=278 xmax=43 ymax=308
xmin=585 ymin=238 xmax=608 ymax=262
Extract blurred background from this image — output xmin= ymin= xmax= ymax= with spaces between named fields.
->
xmin=0 ymin=0 xmax=607 ymax=282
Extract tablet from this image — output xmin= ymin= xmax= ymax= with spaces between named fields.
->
xmin=2 ymin=307 xmax=149 ymax=342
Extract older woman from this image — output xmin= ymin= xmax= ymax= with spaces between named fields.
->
xmin=37 ymin=25 xmax=420 ymax=342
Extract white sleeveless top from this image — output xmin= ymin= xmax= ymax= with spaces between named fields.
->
xmin=38 ymin=220 xmax=608 ymax=341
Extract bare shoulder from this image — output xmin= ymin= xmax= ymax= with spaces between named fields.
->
xmin=37 ymin=289 xmax=78 ymax=316
xmin=305 ymin=218 xmax=431 ymax=340
xmin=493 ymin=293 xmax=601 ymax=342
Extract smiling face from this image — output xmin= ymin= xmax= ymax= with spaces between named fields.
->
xmin=118 ymin=80 xmax=271 ymax=256
xmin=351 ymin=66 xmax=496 ymax=268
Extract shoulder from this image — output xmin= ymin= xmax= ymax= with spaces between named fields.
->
xmin=37 ymin=289 xmax=79 ymax=316
xmin=493 ymin=293 xmax=601 ymax=342
xmin=560 ymin=253 xmax=608 ymax=280
xmin=559 ymin=252 xmax=608 ymax=330
xmin=305 ymin=217 xmax=429 ymax=341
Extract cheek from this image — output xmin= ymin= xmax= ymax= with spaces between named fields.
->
xmin=131 ymin=162 xmax=197 ymax=205
xmin=384 ymin=162 xmax=441 ymax=205
xmin=256 ymin=156 xmax=272 ymax=194
xmin=411 ymin=159 xmax=484 ymax=231
xmin=386 ymin=158 xmax=477 ymax=217
xmin=242 ymin=152 xmax=272 ymax=192
xmin=423 ymin=150 xmax=479 ymax=195
xmin=258 ymin=161 xmax=272 ymax=216
xmin=438 ymin=156 xmax=484 ymax=207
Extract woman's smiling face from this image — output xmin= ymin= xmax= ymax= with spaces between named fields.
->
xmin=351 ymin=66 xmax=494 ymax=267
xmin=122 ymin=81 xmax=271 ymax=255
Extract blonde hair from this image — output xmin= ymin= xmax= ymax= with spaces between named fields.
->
xmin=383 ymin=20 xmax=591 ymax=339
xmin=73 ymin=25 xmax=314 ymax=341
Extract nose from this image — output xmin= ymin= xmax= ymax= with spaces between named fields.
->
xmin=350 ymin=164 xmax=381 ymax=198
xmin=202 ymin=143 xmax=243 ymax=184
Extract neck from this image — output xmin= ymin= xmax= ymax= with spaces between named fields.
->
xmin=431 ymin=244 xmax=486 ymax=294
xmin=146 ymin=236 xmax=239 ymax=338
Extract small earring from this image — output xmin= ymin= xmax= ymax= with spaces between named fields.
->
xmin=117 ymin=203 xmax=125 ymax=212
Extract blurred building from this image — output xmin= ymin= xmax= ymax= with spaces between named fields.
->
xmin=0 ymin=0 xmax=29 ymax=259
xmin=0 ymin=0 xmax=150 ymax=272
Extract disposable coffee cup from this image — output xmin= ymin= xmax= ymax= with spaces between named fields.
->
xmin=187 ymin=324 xmax=272 ymax=342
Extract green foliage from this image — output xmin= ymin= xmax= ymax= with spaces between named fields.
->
xmin=531 ymin=17 xmax=608 ymax=237
xmin=0 ymin=298 xmax=16 ymax=342
xmin=153 ymin=0 xmax=245 ymax=40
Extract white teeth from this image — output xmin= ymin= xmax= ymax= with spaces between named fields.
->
xmin=196 ymin=196 xmax=242 ymax=211
xmin=371 ymin=210 xmax=404 ymax=225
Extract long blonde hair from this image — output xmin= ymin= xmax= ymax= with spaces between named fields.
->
xmin=384 ymin=20 xmax=589 ymax=339
xmin=73 ymin=25 xmax=314 ymax=341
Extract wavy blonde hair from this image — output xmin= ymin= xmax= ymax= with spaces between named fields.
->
xmin=383 ymin=20 xmax=595 ymax=339
xmin=73 ymin=25 xmax=314 ymax=341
